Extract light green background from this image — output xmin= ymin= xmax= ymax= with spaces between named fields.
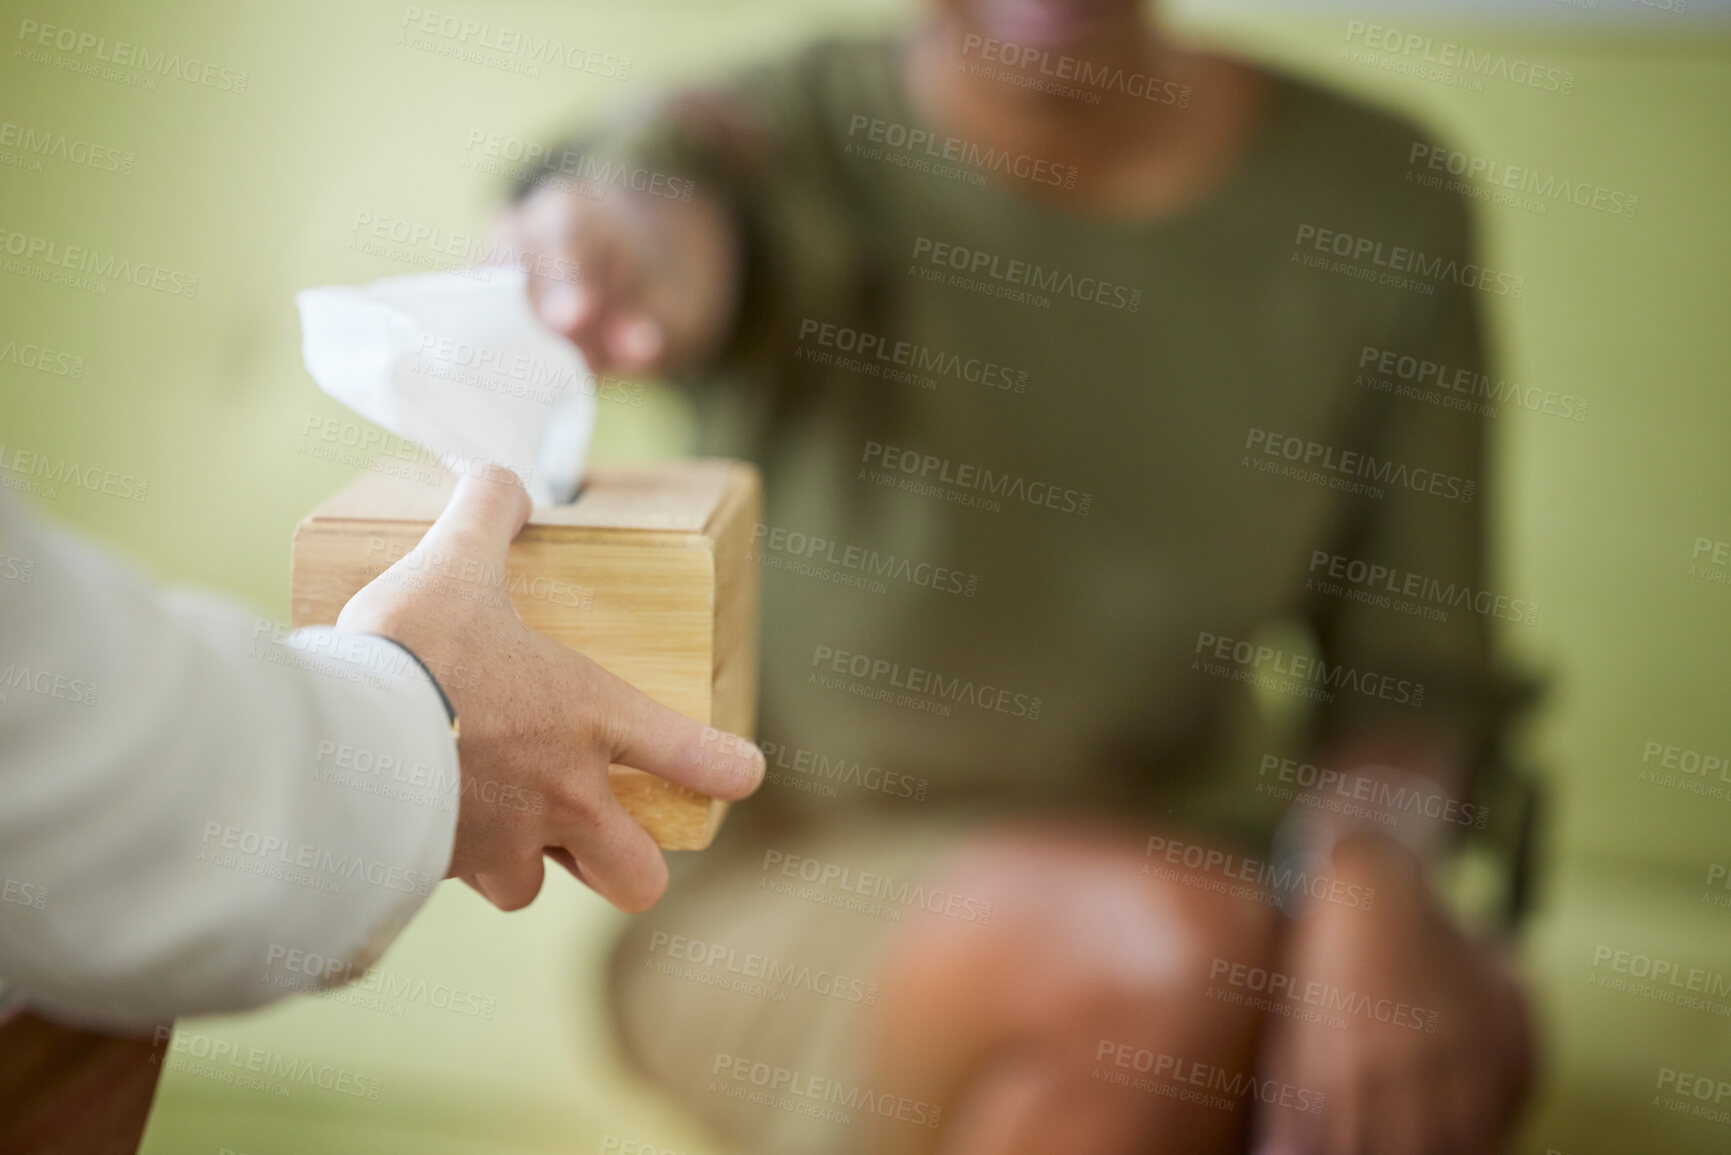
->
xmin=2 ymin=2 xmax=1728 ymax=1152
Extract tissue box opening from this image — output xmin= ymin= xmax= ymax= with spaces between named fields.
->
xmin=289 ymin=459 xmax=761 ymax=850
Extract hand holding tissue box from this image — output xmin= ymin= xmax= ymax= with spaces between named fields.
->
xmin=293 ymin=269 xmax=759 ymax=849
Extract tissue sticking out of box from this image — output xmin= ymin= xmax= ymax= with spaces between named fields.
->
xmin=295 ymin=268 xmax=596 ymax=506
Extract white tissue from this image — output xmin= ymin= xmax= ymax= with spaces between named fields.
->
xmin=295 ymin=268 xmax=595 ymax=506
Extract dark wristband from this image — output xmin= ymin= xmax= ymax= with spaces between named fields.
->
xmin=370 ymin=635 xmax=460 ymax=739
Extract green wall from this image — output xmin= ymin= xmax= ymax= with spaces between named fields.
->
xmin=5 ymin=3 xmax=1728 ymax=1152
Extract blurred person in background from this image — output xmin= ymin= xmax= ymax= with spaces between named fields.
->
xmin=507 ymin=0 xmax=1536 ymax=1151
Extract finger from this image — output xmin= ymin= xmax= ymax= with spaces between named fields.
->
xmin=598 ymin=673 xmax=765 ymax=800
xmin=1251 ymin=1121 xmax=1320 ymax=1155
xmin=517 ymin=198 xmax=590 ymax=332
xmin=604 ymin=311 xmax=665 ymax=371
xmin=552 ymin=793 xmax=670 ymax=913
xmin=334 ymin=472 xmax=525 ymax=632
xmin=1250 ymin=1031 xmax=1318 ymax=1155
xmin=535 ymin=247 xmax=610 ymax=350
xmin=1252 ymin=1090 xmax=1323 ymax=1155
xmin=1436 ymin=1074 xmax=1488 ymax=1155
xmin=1376 ymin=1079 xmax=1431 ymax=1155
xmin=417 ymin=464 xmax=531 ymax=571
xmin=1264 ymin=1043 xmax=1339 ymax=1155
xmin=542 ymin=276 xmax=620 ymax=375
xmin=471 ymin=852 xmax=546 ymax=912
xmin=524 ymin=195 xmax=621 ymax=353
xmin=546 ymin=846 xmax=584 ymax=881
xmin=535 ymin=277 xmax=596 ymax=334
xmin=1337 ymin=1066 xmax=1373 ymax=1155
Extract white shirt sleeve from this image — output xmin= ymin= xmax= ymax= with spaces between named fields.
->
xmin=0 ymin=493 xmax=460 ymax=1033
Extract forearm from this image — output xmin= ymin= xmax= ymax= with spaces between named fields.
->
xmin=510 ymin=62 xmax=857 ymax=382
xmin=0 ymin=497 xmax=457 ymax=1031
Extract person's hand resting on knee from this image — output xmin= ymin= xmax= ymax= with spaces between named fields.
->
xmin=1251 ymin=760 xmax=1533 ymax=1155
xmin=337 ymin=465 xmax=766 ymax=914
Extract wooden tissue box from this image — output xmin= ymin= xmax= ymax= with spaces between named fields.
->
xmin=290 ymin=460 xmax=760 ymax=850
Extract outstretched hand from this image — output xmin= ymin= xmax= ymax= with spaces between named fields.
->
xmin=503 ymin=178 xmax=740 ymax=376
xmin=337 ymin=466 xmax=765 ymax=913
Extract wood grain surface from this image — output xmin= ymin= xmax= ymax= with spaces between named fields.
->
xmin=290 ymin=461 xmax=761 ymax=850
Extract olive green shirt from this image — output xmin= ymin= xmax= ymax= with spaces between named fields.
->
xmin=564 ymin=38 xmax=1526 ymax=848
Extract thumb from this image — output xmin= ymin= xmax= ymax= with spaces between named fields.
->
xmin=418 ymin=463 xmax=532 ymax=569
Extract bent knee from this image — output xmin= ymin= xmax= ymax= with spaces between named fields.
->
xmin=873 ymin=824 xmax=1279 ymax=1049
